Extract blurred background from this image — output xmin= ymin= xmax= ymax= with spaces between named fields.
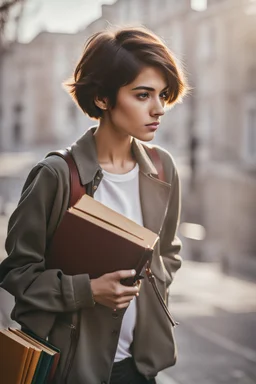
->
xmin=0 ymin=0 xmax=255 ymax=383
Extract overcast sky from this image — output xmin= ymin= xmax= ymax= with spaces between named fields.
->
xmin=15 ymin=0 xmax=116 ymax=43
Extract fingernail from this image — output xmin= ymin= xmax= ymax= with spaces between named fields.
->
xmin=131 ymin=270 xmax=136 ymax=276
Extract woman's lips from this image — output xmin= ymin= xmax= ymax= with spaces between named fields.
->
xmin=145 ymin=122 xmax=159 ymax=130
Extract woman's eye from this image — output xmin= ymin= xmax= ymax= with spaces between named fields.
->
xmin=137 ymin=92 xmax=149 ymax=100
xmin=160 ymin=91 xmax=169 ymax=101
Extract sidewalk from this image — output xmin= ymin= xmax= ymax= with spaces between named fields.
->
xmin=0 ymin=215 xmax=8 ymax=261
xmin=157 ymin=262 xmax=256 ymax=384
xmin=169 ymin=260 xmax=256 ymax=316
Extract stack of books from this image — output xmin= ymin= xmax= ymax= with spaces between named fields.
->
xmin=0 ymin=328 xmax=60 ymax=384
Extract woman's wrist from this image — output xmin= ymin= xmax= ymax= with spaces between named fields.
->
xmin=90 ymin=279 xmax=97 ymax=306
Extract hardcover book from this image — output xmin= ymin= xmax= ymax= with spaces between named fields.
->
xmin=46 ymin=194 xmax=159 ymax=281
xmin=0 ymin=329 xmax=41 ymax=384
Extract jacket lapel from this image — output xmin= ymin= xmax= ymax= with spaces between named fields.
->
xmin=139 ymin=172 xmax=171 ymax=235
xmin=132 ymin=139 xmax=172 ymax=235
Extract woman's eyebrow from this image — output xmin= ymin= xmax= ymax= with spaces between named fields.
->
xmin=131 ymin=85 xmax=169 ymax=92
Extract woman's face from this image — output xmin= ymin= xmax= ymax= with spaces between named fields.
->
xmin=105 ymin=66 xmax=169 ymax=141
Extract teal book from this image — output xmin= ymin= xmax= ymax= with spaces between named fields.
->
xmin=30 ymin=352 xmax=45 ymax=384
xmin=32 ymin=351 xmax=52 ymax=384
xmin=24 ymin=330 xmax=60 ymax=383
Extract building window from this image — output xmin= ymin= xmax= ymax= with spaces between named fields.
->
xmin=247 ymin=109 xmax=256 ymax=160
xmin=198 ymin=22 xmax=216 ymax=61
xmin=13 ymin=103 xmax=23 ymax=145
xmin=68 ymin=103 xmax=78 ymax=131
xmin=13 ymin=122 xmax=22 ymax=144
xmin=243 ymin=93 xmax=256 ymax=164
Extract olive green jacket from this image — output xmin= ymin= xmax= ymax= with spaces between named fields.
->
xmin=0 ymin=127 xmax=182 ymax=384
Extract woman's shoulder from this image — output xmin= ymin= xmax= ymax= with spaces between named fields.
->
xmin=23 ymin=154 xmax=70 ymax=190
xmin=39 ymin=154 xmax=70 ymax=178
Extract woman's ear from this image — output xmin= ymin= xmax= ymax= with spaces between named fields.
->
xmin=94 ymin=96 xmax=108 ymax=110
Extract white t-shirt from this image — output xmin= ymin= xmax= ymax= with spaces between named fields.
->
xmin=94 ymin=163 xmax=143 ymax=362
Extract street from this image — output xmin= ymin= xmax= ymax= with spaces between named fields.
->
xmin=1 ymin=215 xmax=256 ymax=384
xmin=158 ymin=262 xmax=256 ymax=384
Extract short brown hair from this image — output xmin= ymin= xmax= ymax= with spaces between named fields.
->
xmin=65 ymin=26 xmax=188 ymax=119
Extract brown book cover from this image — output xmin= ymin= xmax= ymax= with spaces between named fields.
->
xmin=22 ymin=348 xmax=33 ymax=384
xmin=0 ymin=329 xmax=40 ymax=384
xmin=24 ymin=348 xmax=41 ymax=384
xmin=10 ymin=329 xmax=60 ymax=384
xmin=46 ymin=194 xmax=159 ymax=280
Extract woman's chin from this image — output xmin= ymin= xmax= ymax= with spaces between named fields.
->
xmin=137 ymin=131 xmax=156 ymax=142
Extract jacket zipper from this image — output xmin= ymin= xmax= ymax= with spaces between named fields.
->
xmin=62 ymin=323 xmax=78 ymax=384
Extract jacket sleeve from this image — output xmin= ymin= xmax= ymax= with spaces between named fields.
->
xmin=159 ymin=154 xmax=182 ymax=287
xmin=0 ymin=163 xmax=95 ymax=316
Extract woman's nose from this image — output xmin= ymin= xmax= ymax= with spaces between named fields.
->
xmin=151 ymin=98 xmax=165 ymax=117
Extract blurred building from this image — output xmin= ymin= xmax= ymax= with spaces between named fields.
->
xmin=192 ymin=0 xmax=256 ymax=278
xmin=0 ymin=0 xmax=193 ymax=154
xmin=0 ymin=32 xmax=91 ymax=151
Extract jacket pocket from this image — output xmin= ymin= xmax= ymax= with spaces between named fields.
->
xmin=48 ymin=318 xmax=78 ymax=384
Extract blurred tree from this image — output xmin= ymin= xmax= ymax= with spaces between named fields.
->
xmin=0 ymin=0 xmax=26 ymax=49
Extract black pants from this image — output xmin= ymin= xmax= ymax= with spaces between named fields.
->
xmin=110 ymin=358 xmax=156 ymax=384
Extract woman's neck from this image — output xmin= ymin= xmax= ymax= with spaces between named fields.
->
xmin=93 ymin=121 xmax=136 ymax=174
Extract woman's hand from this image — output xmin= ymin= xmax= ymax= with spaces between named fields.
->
xmin=90 ymin=270 xmax=140 ymax=310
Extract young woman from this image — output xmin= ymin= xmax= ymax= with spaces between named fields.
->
xmin=0 ymin=27 xmax=188 ymax=383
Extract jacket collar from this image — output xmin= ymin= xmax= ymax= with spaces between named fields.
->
xmin=70 ymin=126 xmax=158 ymax=185
xmin=71 ymin=126 xmax=171 ymax=242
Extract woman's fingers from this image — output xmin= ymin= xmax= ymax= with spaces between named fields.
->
xmin=115 ymin=302 xmax=131 ymax=309
xmin=115 ymin=295 xmax=135 ymax=304
xmin=112 ymin=269 xmax=136 ymax=280
xmin=113 ymin=284 xmax=139 ymax=298
xmin=115 ymin=299 xmax=135 ymax=309
xmin=90 ymin=270 xmax=142 ymax=310
xmin=134 ymin=279 xmax=141 ymax=290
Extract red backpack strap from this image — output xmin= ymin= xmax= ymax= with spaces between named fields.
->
xmin=46 ymin=148 xmax=85 ymax=208
xmin=144 ymin=146 xmax=165 ymax=182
